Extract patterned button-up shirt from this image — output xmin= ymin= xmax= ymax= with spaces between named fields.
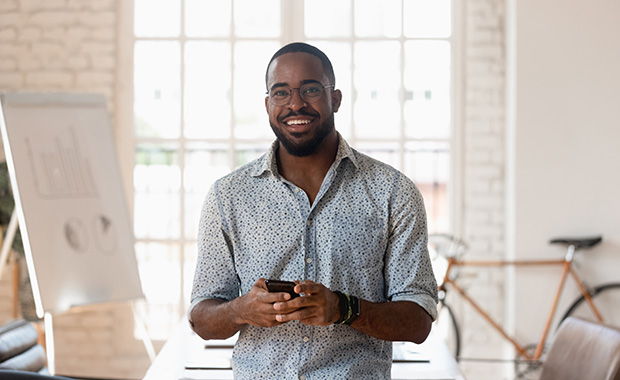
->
xmin=190 ymin=135 xmax=438 ymax=380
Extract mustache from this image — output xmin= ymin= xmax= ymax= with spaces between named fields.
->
xmin=278 ymin=110 xmax=319 ymax=121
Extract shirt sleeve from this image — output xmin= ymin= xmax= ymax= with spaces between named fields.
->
xmin=189 ymin=183 xmax=240 ymax=309
xmin=384 ymin=174 xmax=438 ymax=320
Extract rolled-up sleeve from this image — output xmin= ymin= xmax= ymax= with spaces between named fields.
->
xmin=189 ymin=183 xmax=239 ymax=315
xmin=384 ymin=174 xmax=438 ymax=320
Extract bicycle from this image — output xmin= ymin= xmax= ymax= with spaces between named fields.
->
xmin=428 ymin=233 xmax=620 ymax=379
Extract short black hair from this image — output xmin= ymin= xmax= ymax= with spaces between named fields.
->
xmin=265 ymin=42 xmax=335 ymax=90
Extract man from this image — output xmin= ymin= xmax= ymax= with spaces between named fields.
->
xmin=189 ymin=42 xmax=438 ymax=379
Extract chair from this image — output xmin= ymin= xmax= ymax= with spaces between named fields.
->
xmin=0 ymin=320 xmax=46 ymax=373
xmin=0 ymin=370 xmax=73 ymax=379
xmin=540 ymin=317 xmax=620 ymax=380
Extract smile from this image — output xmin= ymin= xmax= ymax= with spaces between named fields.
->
xmin=286 ymin=119 xmax=312 ymax=126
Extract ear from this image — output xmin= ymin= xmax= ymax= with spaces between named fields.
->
xmin=331 ymin=89 xmax=342 ymax=113
xmin=265 ymin=96 xmax=269 ymax=113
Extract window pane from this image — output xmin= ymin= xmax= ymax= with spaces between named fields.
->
xmin=233 ymin=41 xmax=280 ymax=139
xmin=134 ymin=41 xmax=181 ymax=138
xmin=185 ymin=0 xmax=231 ymax=37
xmin=354 ymin=41 xmax=401 ymax=139
xmin=305 ymin=0 xmax=351 ymax=38
xmin=134 ymin=143 xmax=181 ymax=239
xmin=234 ymin=0 xmax=280 ymax=37
xmin=235 ymin=143 xmax=272 ymax=168
xmin=354 ymin=0 xmax=401 ymax=38
xmin=308 ymin=41 xmax=353 ymax=139
xmin=134 ymin=0 xmax=180 ymax=37
xmin=404 ymin=0 xmax=451 ymax=38
xmin=404 ymin=41 xmax=451 ymax=139
xmin=356 ymin=142 xmax=400 ymax=170
xmin=135 ymin=242 xmax=181 ymax=340
xmin=184 ymin=144 xmax=230 ymax=239
xmin=404 ymin=141 xmax=450 ymax=233
xmin=185 ymin=42 xmax=232 ymax=139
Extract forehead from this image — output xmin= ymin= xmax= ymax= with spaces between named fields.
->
xmin=267 ymin=52 xmax=327 ymax=86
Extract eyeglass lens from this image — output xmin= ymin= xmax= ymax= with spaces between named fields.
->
xmin=269 ymin=83 xmax=327 ymax=106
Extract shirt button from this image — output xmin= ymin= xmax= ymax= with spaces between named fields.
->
xmin=300 ymin=376 xmax=306 ymax=380
xmin=303 ymin=336 xmax=310 ymax=342
xmin=306 ymin=220 xmax=311 ymax=226
xmin=306 ymin=258 xmax=312 ymax=264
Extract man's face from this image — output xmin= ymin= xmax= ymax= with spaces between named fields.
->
xmin=265 ymin=52 xmax=342 ymax=157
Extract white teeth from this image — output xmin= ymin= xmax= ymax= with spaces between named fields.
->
xmin=286 ymin=119 xmax=311 ymax=126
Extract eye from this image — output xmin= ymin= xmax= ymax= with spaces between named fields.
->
xmin=302 ymin=85 xmax=322 ymax=96
xmin=271 ymin=88 xmax=290 ymax=98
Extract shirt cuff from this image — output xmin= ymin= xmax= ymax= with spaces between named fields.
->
xmin=187 ymin=297 xmax=211 ymax=324
xmin=391 ymin=293 xmax=438 ymax=321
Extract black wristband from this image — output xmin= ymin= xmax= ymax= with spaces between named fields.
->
xmin=333 ymin=291 xmax=349 ymax=324
xmin=344 ymin=295 xmax=359 ymax=325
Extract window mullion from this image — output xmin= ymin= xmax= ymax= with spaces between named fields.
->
xmin=178 ymin=0 xmax=187 ymax=321
xmin=282 ymin=0 xmax=305 ymax=43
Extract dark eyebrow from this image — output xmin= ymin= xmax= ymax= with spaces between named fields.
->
xmin=301 ymin=79 xmax=322 ymax=86
xmin=269 ymin=82 xmax=288 ymax=91
xmin=269 ymin=79 xmax=322 ymax=92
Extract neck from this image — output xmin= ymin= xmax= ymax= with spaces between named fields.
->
xmin=277 ymin=131 xmax=339 ymax=175
xmin=276 ymin=131 xmax=339 ymax=204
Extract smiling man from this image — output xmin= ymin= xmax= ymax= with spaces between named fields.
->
xmin=189 ymin=42 xmax=438 ymax=380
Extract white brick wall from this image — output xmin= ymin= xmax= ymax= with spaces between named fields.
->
xmin=0 ymin=0 xmax=117 ymax=104
xmin=460 ymin=0 xmax=509 ymax=379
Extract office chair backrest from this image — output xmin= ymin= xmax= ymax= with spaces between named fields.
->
xmin=0 ymin=320 xmax=46 ymax=373
xmin=540 ymin=317 xmax=620 ymax=380
xmin=0 ymin=369 xmax=73 ymax=379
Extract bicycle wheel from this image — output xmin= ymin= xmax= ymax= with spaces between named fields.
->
xmin=560 ymin=283 xmax=620 ymax=328
xmin=432 ymin=300 xmax=461 ymax=360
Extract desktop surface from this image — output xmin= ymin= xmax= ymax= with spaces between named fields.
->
xmin=143 ymin=321 xmax=465 ymax=380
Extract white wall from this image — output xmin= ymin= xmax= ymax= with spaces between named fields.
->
xmin=508 ymin=0 xmax=620 ymax=344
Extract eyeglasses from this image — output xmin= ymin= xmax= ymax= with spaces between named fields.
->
xmin=266 ymin=83 xmax=334 ymax=107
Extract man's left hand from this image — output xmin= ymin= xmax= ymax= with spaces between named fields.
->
xmin=272 ymin=280 xmax=341 ymax=326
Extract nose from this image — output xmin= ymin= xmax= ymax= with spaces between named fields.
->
xmin=288 ymin=88 xmax=307 ymax=110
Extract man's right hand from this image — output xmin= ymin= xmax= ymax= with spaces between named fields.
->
xmin=189 ymin=278 xmax=299 ymax=340
xmin=233 ymin=278 xmax=298 ymax=328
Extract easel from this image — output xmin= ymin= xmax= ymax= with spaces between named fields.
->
xmin=0 ymin=209 xmax=156 ymax=373
xmin=1 ymin=92 xmax=155 ymax=376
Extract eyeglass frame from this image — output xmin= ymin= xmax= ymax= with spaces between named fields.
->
xmin=265 ymin=82 xmax=335 ymax=106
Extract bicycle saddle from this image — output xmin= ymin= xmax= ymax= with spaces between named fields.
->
xmin=549 ymin=236 xmax=602 ymax=249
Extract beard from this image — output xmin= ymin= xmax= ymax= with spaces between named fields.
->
xmin=270 ymin=112 xmax=335 ymax=157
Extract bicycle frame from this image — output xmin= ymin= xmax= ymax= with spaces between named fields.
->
xmin=440 ymin=252 xmax=605 ymax=361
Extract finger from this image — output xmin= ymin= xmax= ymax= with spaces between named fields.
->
xmin=255 ymin=278 xmax=268 ymax=290
xmin=295 ymin=282 xmax=321 ymax=295
xmin=272 ymin=298 xmax=298 ymax=311
xmin=265 ymin=292 xmax=291 ymax=305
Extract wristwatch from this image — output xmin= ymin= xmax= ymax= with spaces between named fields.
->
xmin=344 ymin=295 xmax=360 ymax=325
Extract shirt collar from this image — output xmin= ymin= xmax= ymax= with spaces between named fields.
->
xmin=251 ymin=132 xmax=359 ymax=178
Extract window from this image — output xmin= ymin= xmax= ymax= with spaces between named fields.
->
xmin=132 ymin=0 xmax=455 ymax=339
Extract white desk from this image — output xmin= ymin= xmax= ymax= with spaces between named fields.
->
xmin=143 ymin=322 xmax=466 ymax=380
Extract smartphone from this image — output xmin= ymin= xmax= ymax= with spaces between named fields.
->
xmin=265 ymin=279 xmax=299 ymax=299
